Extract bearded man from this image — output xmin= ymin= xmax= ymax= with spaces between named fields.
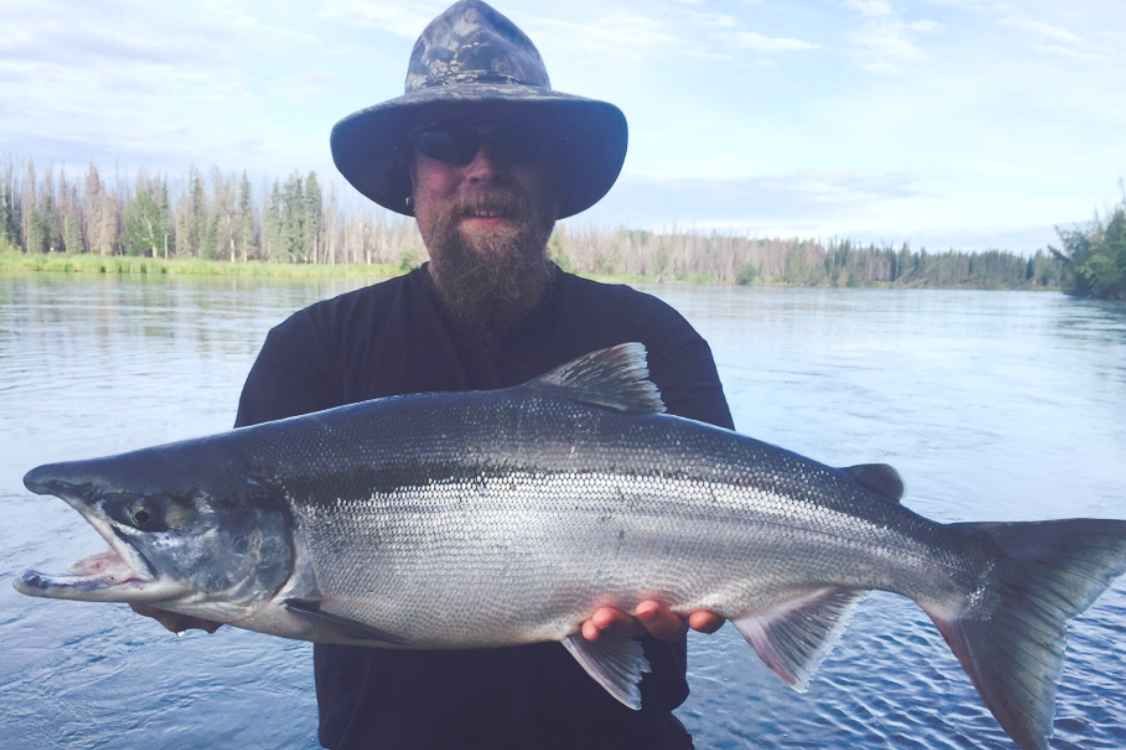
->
xmin=135 ymin=1 xmax=733 ymax=747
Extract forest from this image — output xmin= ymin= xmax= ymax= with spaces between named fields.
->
xmin=0 ymin=159 xmax=1064 ymax=290
xmin=1050 ymin=194 xmax=1126 ymax=301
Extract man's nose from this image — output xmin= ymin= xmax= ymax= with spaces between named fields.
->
xmin=464 ymin=142 xmax=504 ymax=183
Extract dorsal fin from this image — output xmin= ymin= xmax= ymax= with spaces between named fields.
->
xmin=841 ymin=463 xmax=904 ymax=502
xmin=528 ymin=343 xmax=666 ymax=415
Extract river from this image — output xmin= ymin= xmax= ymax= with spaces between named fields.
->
xmin=2 ymin=275 xmax=1124 ymax=749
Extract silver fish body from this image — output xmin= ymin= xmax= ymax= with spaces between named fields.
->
xmin=15 ymin=344 xmax=1126 ymax=750
xmin=275 ymin=384 xmax=973 ymax=648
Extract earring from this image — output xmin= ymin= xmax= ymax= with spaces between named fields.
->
xmin=405 ymin=195 xmax=414 ymax=210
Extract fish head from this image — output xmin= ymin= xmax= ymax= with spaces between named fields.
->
xmin=15 ymin=452 xmax=293 ymax=615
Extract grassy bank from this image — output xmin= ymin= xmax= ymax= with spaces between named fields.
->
xmin=0 ymin=253 xmax=727 ymax=288
xmin=0 ymin=250 xmax=400 ymax=280
xmin=0 ymin=249 xmax=1060 ymax=291
xmin=0 ymin=249 xmax=655 ymax=286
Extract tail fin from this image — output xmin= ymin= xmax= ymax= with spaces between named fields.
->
xmin=923 ymin=519 xmax=1126 ymax=750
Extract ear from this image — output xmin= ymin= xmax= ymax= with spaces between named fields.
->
xmin=404 ymin=155 xmax=418 ymax=214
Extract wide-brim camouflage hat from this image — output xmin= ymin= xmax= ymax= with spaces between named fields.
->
xmin=330 ymin=0 xmax=627 ymax=219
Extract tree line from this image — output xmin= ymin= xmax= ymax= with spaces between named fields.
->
xmin=0 ymin=158 xmax=1063 ymax=289
xmin=1050 ymin=193 xmax=1126 ymax=301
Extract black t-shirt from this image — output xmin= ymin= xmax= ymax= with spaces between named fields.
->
xmin=235 ymin=265 xmax=733 ymax=749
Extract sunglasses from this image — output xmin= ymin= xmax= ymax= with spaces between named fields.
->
xmin=409 ymin=120 xmax=554 ymax=166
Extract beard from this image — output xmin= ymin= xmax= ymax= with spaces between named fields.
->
xmin=419 ymin=185 xmax=557 ymax=340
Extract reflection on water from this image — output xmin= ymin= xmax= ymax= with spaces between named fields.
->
xmin=2 ymin=276 xmax=1124 ymax=749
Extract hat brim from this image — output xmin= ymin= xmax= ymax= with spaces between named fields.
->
xmin=330 ymin=83 xmax=627 ymax=219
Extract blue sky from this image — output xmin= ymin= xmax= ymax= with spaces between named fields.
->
xmin=2 ymin=0 xmax=1124 ymax=251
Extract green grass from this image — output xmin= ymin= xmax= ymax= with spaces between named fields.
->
xmin=0 ymin=249 xmax=1054 ymax=290
xmin=0 ymin=250 xmax=707 ymax=286
xmin=0 ymin=251 xmax=400 ymax=280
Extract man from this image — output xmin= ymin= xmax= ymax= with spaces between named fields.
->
xmin=136 ymin=1 xmax=733 ymax=746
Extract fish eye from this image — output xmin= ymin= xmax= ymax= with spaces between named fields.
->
xmin=124 ymin=499 xmax=169 ymax=532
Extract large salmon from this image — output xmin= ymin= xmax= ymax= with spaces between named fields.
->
xmin=15 ymin=343 xmax=1126 ymax=749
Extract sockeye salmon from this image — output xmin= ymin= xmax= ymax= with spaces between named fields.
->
xmin=14 ymin=343 xmax=1126 ymax=750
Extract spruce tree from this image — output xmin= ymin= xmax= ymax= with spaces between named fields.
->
xmin=21 ymin=161 xmax=40 ymax=252
xmin=41 ymin=167 xmax=63 ymax=252
xmin=304 ymin=171 xmax=322 ymax=263
xmin=282 ymin=173 xmax=305 ymax=262
xmin=0 ymin=181 xmax=11 ymax=248
xmin=237 ymin=171 xmax=254 ymax=261
xmin=189 ymin=168 xmax=209 ymax=258
xmin=264 ymin=180 xmax=282 ymax=261
xmin=158 ymin=178 xmax=172 ymax=258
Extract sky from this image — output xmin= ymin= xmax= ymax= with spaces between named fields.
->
xmin=2 ymin=0 xmax=1124 ymax=252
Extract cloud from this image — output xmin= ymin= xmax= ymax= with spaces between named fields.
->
xmin=907 ymin=19 xmax=943 ymax=33
xmin=845 ymin=0 xmax=894 ymax=17
xmin=924 ymin=0 xmax=1004 ymax=11
xmin=524 ymin=4 xmax=760 ymax=62
xmin=0 ymin=3 xmax=329 ymax=177
xmin=587 ymin=171 xmax=921 ymax=228
xmin=688 ymin=11 xmax=739 ymax=29
xmin=530 ymin=11 xmax=681 ymax=56
xmin=579 ymin=171 xmax=1070 ymax=252
xmin=1002 ymin=14 xmax=1082 ymax=45
xmin=849 ymin=22 xmax=930 ymax=72
xmin=732 ymin=31 xmax=819 ymax=52
xmin=320 ymin=1 xmax=440 ymax=39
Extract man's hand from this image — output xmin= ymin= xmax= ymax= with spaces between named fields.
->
xmin=581 ymin=601 xmax=724 ymax=642
xmin=129 ymin=604 xmax=222 ymax=634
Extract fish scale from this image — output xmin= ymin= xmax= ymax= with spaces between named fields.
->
xmin=15 ymin=342 xmax=1126 ymax=750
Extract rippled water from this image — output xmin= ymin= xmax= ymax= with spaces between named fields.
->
xmin=2 ymin=276 xmax=1124 ymax=749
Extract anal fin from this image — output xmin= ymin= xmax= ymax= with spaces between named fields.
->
xmin=284 ymin=598 xmax=407 ymax=646
xmin=734 ymin=587 xmax=863 ymax=691
xmin=561 ymin=633 xmax=652 ymax=710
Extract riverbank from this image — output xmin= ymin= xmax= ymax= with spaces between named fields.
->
xmin=0 ymin=250 xmax=654 ymax=286
xmin=0 ymin=250 xmax=1061 ymax=291
xmin=0 ymin=251 xmax=401 ymax=280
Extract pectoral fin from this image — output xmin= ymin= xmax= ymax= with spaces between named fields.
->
xmin=284 ymin=598 xmax=407 ymax=646
xmin=561 ymin=633 xmax=652 ymax=710
xmin=734 ymin=587 xmax=863 ymax=691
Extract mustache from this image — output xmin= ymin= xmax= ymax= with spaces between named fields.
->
xmin=457 ymin=191 xmax=528 ymax=218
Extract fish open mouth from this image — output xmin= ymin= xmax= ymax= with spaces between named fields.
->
xmin=15 ymin=510 xmax=165 ymax=602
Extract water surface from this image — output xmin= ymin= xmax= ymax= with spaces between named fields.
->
xmin=2 ymin=276 xmax=1124 ymax=749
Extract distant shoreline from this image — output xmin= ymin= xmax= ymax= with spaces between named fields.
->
xmin=0 ymin=251 xmax=1066 ymax=291
xmin=0 ymin=251 xmax=400 ymax=281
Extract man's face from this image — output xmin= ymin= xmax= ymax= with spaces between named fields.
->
xmin=409 ymin=107 xmax=560 ymax=332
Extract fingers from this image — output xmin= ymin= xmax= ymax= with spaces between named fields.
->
xmin=634 ymin=601 xmax=688 ymax=641
xmin=582 ymin=607 xmax=640 ymax=641
xmin=580 ymin=603 xmax=726 ymax=643
xmin=687 ymin=609 xmax=725 ymax=634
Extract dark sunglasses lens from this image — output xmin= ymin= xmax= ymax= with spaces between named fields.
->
xmin=492 ymin=125 xmax=544 ymax=163
xmin=412 ymin=122 xmax=554 ymax=165
xmin=413 ymin=127 xmax=479 ymax=165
